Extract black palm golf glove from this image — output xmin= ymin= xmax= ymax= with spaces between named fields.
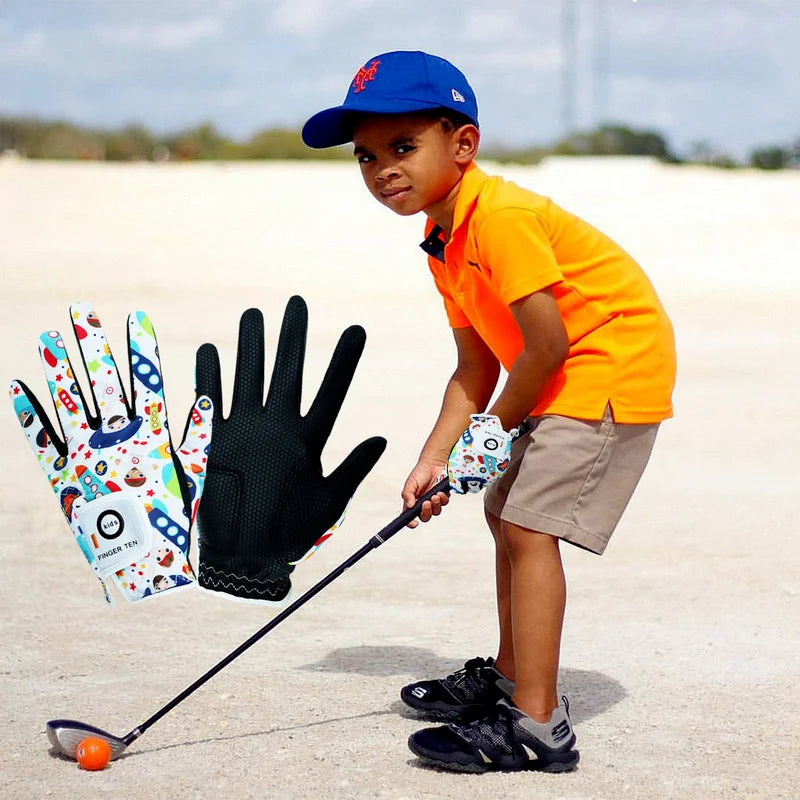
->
xmin=195 ymin=296 xmax=386 ymax=602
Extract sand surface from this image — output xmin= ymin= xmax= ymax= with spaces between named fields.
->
xmin=1 ymin=156 xmax=798 ymax=799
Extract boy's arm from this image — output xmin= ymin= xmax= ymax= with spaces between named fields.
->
xmin=419 ymin=325 xmax=501 ymax=463
xmin=488 ymin=288 xmax=568 ymax=428
xmin=402 ymin=326 xmax=499 ymax=521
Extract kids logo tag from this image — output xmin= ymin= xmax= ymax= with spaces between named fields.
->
xmin=96 ymin=509 xmax=124 ymax=540
xmin=352 ymin=59 xmax=380 ymax=93
xmin=74 ymin=495 xmax=152 ymax=577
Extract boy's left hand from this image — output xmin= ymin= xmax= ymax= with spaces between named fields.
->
xmin=447 ymin=414 xmax=513 ymax=494
xmin=401 ymin=458 xmax=450 ymax=527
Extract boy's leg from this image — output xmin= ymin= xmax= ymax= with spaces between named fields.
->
xmin=487 ymin=510 xmax=515 ymax=681
xmin=406 ymin=517 xmax=577 ymax=772
xmin=488 ymin=510 xmax=565 ymax=720
xmin=501 ymin=521 xmax=565 ymax=721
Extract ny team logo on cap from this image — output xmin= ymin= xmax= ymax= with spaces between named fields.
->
xmin=353 ymin=59 xmax=380 ymax=93
xmin=301 ymin=50 xmax=479 ymax=149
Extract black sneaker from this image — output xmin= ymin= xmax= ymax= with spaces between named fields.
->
xmin=400 ymin=657 xmax=515 ymax=722
xmin=407 ymin=697 xmax=580 ymax=773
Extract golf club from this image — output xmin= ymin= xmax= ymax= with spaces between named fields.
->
xmin=47 ymin=477 xmax=451 ymax=761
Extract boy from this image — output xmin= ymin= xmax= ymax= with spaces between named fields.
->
xmin=302 ymin=51 xmax=676 ymax=773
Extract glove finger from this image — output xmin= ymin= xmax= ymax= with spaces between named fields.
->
xmin=195 ymin=342 xmax=224 ymax=421
xmin=175 ymin=394 xmax=213 ymax=524
xmin=9 ymin=379 xmax=68 ymax=464
xmin=304 ymin=324 xmax=366 ymax=453
xmin=69 ymin=302 xmax=130 ymax=425
xmin=127 ymin=310 xmax=167 ymax=422
xmin=265 ymin=295 xmax=307 ymax=415
xmin=231 ymin=308 xmax=266 ymax=414
xmin=326 ymin=435 xmax=387 ymax=501
xmin=38 ymin=328 xmax=90 ymax=435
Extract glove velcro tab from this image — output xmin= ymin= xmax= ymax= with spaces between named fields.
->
xmin=447 ymin=414 xmax=513 ymax=494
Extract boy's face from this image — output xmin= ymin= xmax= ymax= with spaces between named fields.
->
xmin=352 ymin=113 xmax=470 ymax=219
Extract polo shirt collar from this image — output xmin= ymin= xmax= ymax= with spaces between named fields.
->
xmin=419 ymin=161 xmax=489 ymax=262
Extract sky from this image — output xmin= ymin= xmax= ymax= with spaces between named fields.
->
xmin=1 ymin=0 xmax=798 ymax=159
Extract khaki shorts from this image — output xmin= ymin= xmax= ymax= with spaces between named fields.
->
xmin=484 ymin=406 xmax=659 ymax=554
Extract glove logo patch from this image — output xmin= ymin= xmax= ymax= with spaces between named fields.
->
xmin=97 ymin=510 xmax=124 ymax=539
xmin=75 ymin=494 xmax=152 ymax=577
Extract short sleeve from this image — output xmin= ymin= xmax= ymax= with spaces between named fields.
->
xmin=476 ymin=208 xmax=563 ymax=304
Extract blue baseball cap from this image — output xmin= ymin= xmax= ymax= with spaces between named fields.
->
xmin=302 ymin=50 xmax=478 ymax=149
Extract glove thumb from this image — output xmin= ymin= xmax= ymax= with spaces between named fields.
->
xmin=174 ymin=395 xmax=214 ymax=521
xmin=326 ymin=435 xmax=386 ymax=501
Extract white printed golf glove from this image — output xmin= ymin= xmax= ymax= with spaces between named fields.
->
xmin=447 ymin=414 xmax=514 ymax=494
xmin=9 ymin=302 xmax=213 ymax=605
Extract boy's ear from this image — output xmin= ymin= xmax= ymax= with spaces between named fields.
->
xmin=453 ymin=124 xmax=480 ymax=164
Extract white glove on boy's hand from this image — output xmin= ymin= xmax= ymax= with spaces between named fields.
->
xmin=9 ymin=302 xmax=213 ymax=605
xmin=447 ymin=414 xmax=514 ymax=494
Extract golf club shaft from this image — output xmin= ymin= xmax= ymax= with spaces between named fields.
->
xmin=122 ymin=477 xmax=451 ymax=745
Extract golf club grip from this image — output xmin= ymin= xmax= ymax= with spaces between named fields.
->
xmin=368 ymin=476 xmax=451 ymax=545
xmin=125 ymin=477 xmax=451 ymax=743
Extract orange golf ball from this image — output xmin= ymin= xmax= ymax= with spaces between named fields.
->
xmin=75 ymin=736 xmax=111 ymax=770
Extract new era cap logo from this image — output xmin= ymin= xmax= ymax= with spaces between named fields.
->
xmin=452 ymin=88 xmax=465 ymax=103
xmin=353 ymin=60 xmax=380 ymax=93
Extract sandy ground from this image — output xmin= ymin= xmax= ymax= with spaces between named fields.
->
xmin=0 ymin=157 xmax=798 ymax=799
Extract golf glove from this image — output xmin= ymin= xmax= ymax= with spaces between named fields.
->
xmin=9 ymin=302 xmax=213 ymax=604
xmin=447 ymin=414 xmax=514 ymax=494
xmin=195 ymin=296 xmax=386 ymax=603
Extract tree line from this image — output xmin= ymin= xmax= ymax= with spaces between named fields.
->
xmin=1 ymin=116 xmax=797 ymax=170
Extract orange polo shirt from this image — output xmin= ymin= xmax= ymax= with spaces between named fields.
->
xmin=422 ymin=162 xmax=676 ymax=423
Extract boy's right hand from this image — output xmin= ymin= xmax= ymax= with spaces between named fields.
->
xmin=402 ymin=458 xmax=450 ymax=528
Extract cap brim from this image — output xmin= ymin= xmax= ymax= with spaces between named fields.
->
xmin=301 ymin=107 xmax=354 ymax=149
xmin=301 ymin=98 xmax=456 ymax=149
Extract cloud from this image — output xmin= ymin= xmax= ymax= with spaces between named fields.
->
xmin=475 ymin=46 xmax=561 ymax=72
xmin=268 ymin=0 xmax=379 ymax=39
xmin=93 ymin=16 xmax=223 ymax=52
xmin=461 ymin=8 xmax=525 ymax=43
xmin=0 ymin=28 xmax=47 ymax=66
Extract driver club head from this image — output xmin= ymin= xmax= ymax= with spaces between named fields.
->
xmin=46 ymin=719 xmax=128 ymax=761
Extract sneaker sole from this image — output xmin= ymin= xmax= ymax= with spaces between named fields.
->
xmin=408 ymin=737 xmax=581 ymax=774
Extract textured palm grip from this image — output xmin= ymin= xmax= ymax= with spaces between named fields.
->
xmin=195 ymin=296 xmax=386 ymax=602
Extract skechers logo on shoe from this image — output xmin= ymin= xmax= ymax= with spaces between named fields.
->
xmin=551 ymin=719 xmax=571 ymax=743
xmin=411 ymin=687 xmax=427 ymax=699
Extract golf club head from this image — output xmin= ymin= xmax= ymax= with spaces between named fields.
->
xmin=46 ymin=719 xmax=128 ymax=761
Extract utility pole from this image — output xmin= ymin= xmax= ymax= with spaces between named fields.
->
xmin=560 ymin=0 xmax=577 ymax=137
xmin=592 ymin=0 xmax=610 ymax=126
